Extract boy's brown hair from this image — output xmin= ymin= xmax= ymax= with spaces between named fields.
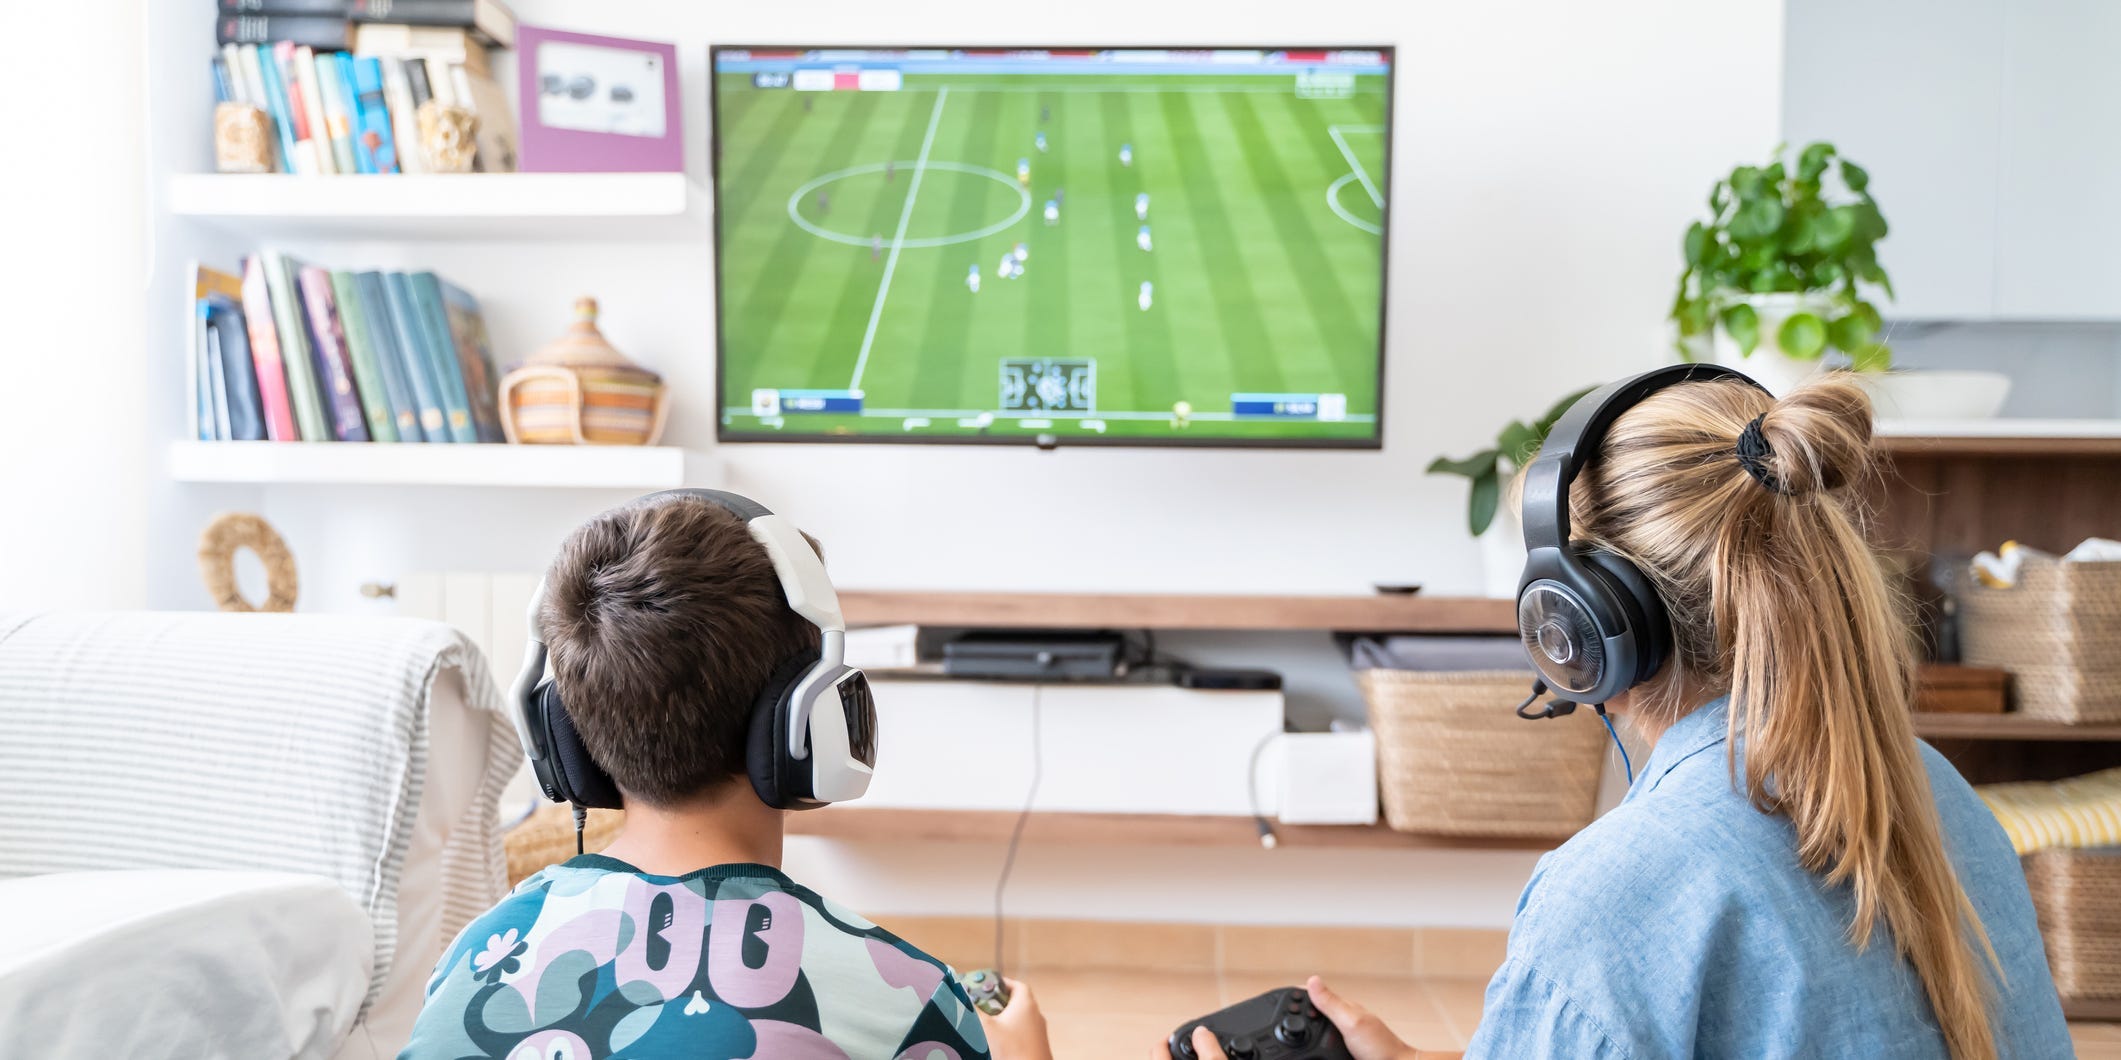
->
xmin=540 ymin=495 xmax=819 ymax=806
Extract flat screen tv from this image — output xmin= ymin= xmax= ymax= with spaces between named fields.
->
xmin=711 ymin=46 xmax=1393 ymax=447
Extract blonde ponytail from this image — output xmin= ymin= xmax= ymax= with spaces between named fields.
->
xmin=1574 ymin=373 xmax=1999 ymax=1060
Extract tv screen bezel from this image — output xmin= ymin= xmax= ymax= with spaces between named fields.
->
xmin=708 ymin=44 xmax=1394 ymax=450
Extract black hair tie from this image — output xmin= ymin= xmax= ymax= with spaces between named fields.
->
xmin=1734 ymin=414 xmax=1790 ymax=494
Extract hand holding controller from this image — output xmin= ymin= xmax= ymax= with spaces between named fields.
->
xmin=1168 ymin=987 xmax=1355 ymax=1060
xmin=960 ymin=968 xmax=1011 ymax=1016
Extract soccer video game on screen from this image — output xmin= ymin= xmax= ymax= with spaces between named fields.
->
xmin=711 ymin=47 xmax=1392 ymax=447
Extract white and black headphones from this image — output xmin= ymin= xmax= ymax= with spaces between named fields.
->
xmin=507 ymin=488 xmax=877 ymax=813
xmin=1515 ymin=363 xmax=1768 ymax=712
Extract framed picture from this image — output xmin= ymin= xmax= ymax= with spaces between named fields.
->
xmin=516 ymin=26 xmax=682 ymax=172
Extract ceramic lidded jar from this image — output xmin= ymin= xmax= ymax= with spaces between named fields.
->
xmin=499 ymin=297 xmax=670 ymax=445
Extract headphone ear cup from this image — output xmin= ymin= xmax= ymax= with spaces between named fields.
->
xmin=1578 ymin=548 xmax=1671 ymax=689
xmin=542 ymin=683 xmax=624 ymax=810
xmin=747 ymin=649 xmax=823 ymax=810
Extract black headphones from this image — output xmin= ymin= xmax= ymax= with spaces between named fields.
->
xmin=507 ymin=489 xmax=878 ymax=812
xmin=1515 ymin=363 xmax=1768 ymax=709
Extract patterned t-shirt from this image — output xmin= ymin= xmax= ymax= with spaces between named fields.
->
xmin=401 ymin=856 xmax=991 ymax=1060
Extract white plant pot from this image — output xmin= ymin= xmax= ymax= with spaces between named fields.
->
xmin=1856 ymin=370 xmax=2012 ymax=420
xmin=1479 ymin=503 xmax=1527 ymax=599
xmin=1710 ymin=292 xmax=1838 ymax=396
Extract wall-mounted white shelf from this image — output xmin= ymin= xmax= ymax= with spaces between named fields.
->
xmin=1876 ymin=418 xmax=2121 ymax=456
xmin=165 ymin=172 xmax=704 ymax=241
xmin=168 ymin=440 xmax=687 ymax=488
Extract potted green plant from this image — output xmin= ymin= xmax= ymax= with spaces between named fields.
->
xmin=1428 ymin=386 xmax=1594 ymax=597
xmin=1671 ymin=141 xmax=1893 ymax=394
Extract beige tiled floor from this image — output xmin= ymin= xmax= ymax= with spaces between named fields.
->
xmin=1019 ymin=967 xmax=2121 ymax=1059
xmin=869 ymin=915 xmax=2121 ymax=1057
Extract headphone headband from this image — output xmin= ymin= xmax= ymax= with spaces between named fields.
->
xmin=509 ymin=489 xmax=875 ymax=811
xmin=1520 ymin=363 xmax=1754 ymax=552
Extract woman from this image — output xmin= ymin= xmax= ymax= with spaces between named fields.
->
xmin=1164 ymin=374 xmax=2069 ymax=1059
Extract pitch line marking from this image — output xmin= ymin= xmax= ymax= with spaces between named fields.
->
xmin=850 ymin=86 xmax=949 ymax=393
xmin=1326 ymin=174 xmax=1384 ymax=235
xmin=786 ymin=161 xmax=1030 ymax=248
xmin=1327 ymin=123 xmax=1385 ymax=209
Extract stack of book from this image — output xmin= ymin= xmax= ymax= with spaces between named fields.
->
xmin=189 ymin=257 xmax=508 ymax=444
xmin=212 ymin=0 xmax=517 ymax=174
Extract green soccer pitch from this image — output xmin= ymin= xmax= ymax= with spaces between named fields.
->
xmin=712 ymin=71 xmax=1389 ymax=444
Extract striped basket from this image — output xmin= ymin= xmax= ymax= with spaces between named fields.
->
xmin=504 ymin=803 xmax=625 ymax=886
xmin=1959 ymin=557 xmax=2121 ymax=723
xmin=1357 ymin=669 xmax=1610 ymax=839
xmin=2025 ymin=847 xmax=2121 ymax=1002
xmin=499 ymin=296 xmax=671 ymax=447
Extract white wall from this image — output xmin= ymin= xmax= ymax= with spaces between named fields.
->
xmin=144 ymin=0 xmax=1787 ymax=616
xmin=27 ymin=0 xmax=1783 ymax=929
xmin=0 ymin=5 xmax=150 ymax=610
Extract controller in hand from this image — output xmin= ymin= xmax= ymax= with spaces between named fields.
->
xmin=959 ymin=968 xmax=1011 ymax=1016
xmin=1168 ymin=986 xmax=1354 ymax=1060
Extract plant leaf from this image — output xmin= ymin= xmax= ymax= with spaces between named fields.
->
xmin=1683 ymin=221 xmax=1709 ymax=265
xmin=1778 ymin=311 xmax=1829 ymax=360
xmin=1849 ymin=340 xmax=1892 ymax=372
xmin=1721 ymin=302 xmax=1761 ymax=355
xmin=1535 ymin=386 xmax=1598 ymax=435
xmin=1798 ymin=142 xmax=1834 ymax=184
xmin=1468 ymin=470 xmax=1501 ymax=537
xmin=1427 ymin=448 xmax=1501 ymax=480
xmin=1498 ymin=420 xmax=1541 ymax=467
xmin=1841 ymin=159 xmax=1870 ymax=193
xmin=1828 ymin=311 xmax=1877 ymax=357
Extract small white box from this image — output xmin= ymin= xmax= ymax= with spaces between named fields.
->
xmin=1274 ymin=730 xmax=1379 ymax=825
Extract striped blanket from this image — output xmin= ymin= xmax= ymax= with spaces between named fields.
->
xmin=0 ymin=610 xmax=520 ymax=1011
xmin=1977 ymin=766 xmax=2121 ymax=855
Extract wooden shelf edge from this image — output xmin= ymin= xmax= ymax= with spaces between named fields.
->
xmin=839 ymin=590 xmax=1518 ymax=634
xmin=1912 ymin=713 xmax=2121 ymax=742
xmin=167 ymin=440 xmax=688 ymax=488
xmin=786 ymin=807 xmax=1559 ymax=852
xmin=2064 ymin=997 xmax=2121 ymax=1022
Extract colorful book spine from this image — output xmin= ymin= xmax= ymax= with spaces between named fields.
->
xmin=407 ymin=272 xmax=478 ymax=442
xmin=219 ymin=0 xmax=352 ymax=14
xmin=217 ymin=15 xmax=352 ymax=50
xmin=259 ymin=251 xmax=332 ymax=441
xmin=380 ymin=57 xmax=424 ymax=174
xmin=195 ymin=301 xmax=218 ymax=440
xmin=206 ymin=295 xmax=267 ymax=441
xmin=240 ymin=256 xmax=299 ymax=441
xmin=291 ymin=45 xmax=338 ymax=175
xmin=249 ymin=44 xmax=301 ymax=174
xmin=321 ymin=52 xmax=362 ymax=175
xmin=328 ymin=270 xmax=399 ymax=442
xmin=356 ymin=271 xmax=425 ymax=440
xmin=296 ymin=266 xmax=372 ymax=441
xmin=381 ymin=271 xmax=450 ymax=441
xmin=351 ymin=57 xmax=399 ymax=175
xmin=439 ymin=281 xmax=505 ymax=442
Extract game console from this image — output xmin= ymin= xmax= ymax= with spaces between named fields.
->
xmin=942 ymin=631 xmax=1124 ymax=681
xmin=958 ymin=968 xmax=1011 ymax=1016
xmin=1169 ymin=987 xmax=1353 ymax=1060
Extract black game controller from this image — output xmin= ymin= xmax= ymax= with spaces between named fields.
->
xmin=1168 ymin=987 xmax=1353 ymax=1060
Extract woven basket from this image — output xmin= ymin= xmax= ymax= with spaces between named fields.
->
xmin=504 ymin=803 xmax=625 ymax=886
xmin=1959 ymin=558 xmax=2121 ymax=722
xmin=2025 ymin=847 xmax=2121 ymax=1002
xmin=1357 ymin=669 xmax=1609 ymax=839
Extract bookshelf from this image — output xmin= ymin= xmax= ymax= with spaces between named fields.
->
xmin=167 ymin=440 xmax=687 ymax=488
xmin=166 ymin=172 xmax=703 ymax=240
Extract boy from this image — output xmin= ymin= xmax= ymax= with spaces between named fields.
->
xmin=401 ymin=495 xmax=1051 ymax=1059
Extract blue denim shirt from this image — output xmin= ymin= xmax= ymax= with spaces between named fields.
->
xmin=1465 ymin=697 xmax=2071 ymax=1059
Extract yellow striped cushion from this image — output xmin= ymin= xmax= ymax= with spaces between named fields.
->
xmin=1977 ymin=767 xmax=2121 ymax=855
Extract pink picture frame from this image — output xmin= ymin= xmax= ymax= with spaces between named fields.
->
xmin=516 ymin=26 xmax=683 ymax=173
